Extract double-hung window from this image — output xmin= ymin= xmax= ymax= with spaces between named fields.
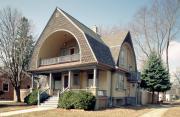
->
xmin=116 ymin=74 xmax=124 ymax=90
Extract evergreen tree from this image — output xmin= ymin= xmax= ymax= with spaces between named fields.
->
xmin=141 ymin=51 xmax=171 ymax=103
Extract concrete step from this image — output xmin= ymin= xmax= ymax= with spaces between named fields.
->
xmin=39 ymin=96 xmax=59 ymax=108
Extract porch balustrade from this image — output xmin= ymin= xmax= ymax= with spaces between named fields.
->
xmin=40 ymin=53 xmax=80 ymax=66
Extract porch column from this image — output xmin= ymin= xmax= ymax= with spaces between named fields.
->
xmin=31 ymin=74 xmax=34 ymax=92
xmin=93 ymin=68 xmax=97 ymax=88
xmin=49 ymin=73 xmax=52 ymax=94
xmin=68 ymin=70 xmax=71 ymax=89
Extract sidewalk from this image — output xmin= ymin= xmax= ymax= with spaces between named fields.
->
xmin=0 ymin=107 xmax=55 ymax=117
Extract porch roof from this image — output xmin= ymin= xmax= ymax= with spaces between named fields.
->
xmin=29 ymin=61 xmax=113 ymax=73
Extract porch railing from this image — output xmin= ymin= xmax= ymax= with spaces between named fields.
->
xmin=37 ymin=88 xmax=50 ymax=107
xmin=127 ymin=71 xmax=141 ymax=83
xmin=40 ymin=53 xmax=80 ymax=66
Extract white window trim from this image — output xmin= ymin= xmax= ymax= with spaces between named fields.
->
xmin=2 ymin=82 xmax=9 ymax=92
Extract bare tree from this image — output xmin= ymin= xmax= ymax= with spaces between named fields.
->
xmin=130 ymin=0 xmax=180 ymax=72
xmin=0 ymin=7 xmax=34 ymax=102
xmin=174 ymin=72 xmax=180 ymax=85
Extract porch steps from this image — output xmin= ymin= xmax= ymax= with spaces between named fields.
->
xmin=39 ymin=96 xmax=59 ymax=108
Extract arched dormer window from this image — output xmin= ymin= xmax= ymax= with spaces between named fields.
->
xmin=119 ymin=43 xmax=135 ymax=70
xmin=119 ymin=47 xmax=126 ymax=66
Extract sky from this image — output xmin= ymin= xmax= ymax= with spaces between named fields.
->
xmin=0 ymin=0 xmax=180 ymax=73
xmin=0 ymin=0 xmax=150 ymax=36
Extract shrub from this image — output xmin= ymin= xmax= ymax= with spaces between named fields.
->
xmin=24 ymin=89 xmax=49 ymax=105
xmin=74 ymin=91 xmax=96 ymax=110
xmin=58 ymin=91 xmax=76 ymax=109
xmin=59 ymin=91 xmax=96 ymax=110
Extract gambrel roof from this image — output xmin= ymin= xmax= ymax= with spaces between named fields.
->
xmin=57 ymin=8 xmax=115 ymax=68
xmin=29 ymin=8 xmax=135 ymax=71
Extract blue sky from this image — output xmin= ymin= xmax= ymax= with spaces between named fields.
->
xmin=0 ymin=0 xmax=150 ymax=36
xmin=1 ymin=0 xmax=179 ymax=72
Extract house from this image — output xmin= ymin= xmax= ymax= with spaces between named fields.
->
xmin=29 ymin=8 xmax=140 ymax=109
xmin=0 ymin=70 xmax=32 ymax=101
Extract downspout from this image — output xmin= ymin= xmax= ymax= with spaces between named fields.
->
xmin=110 ymin=70 xmax=113 ymax=107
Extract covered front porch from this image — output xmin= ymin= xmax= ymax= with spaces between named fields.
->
xmin=31 ymin=66 xmax=111 ymax=98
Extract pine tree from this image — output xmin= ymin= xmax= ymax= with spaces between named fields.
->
xmin=141 ymin=51 xmax=171 ymax=103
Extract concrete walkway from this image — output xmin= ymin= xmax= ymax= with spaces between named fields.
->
xmin=0 ymin=107 xmax=55 ymax=117
xmin=139 ymin=107 xmax=169 ymax=117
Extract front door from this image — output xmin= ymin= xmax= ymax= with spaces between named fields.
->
xmin=64 ymin=75 xmax=68 ymax=89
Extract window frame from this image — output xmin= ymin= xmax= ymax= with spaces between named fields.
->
xmin=116 ymin=73 xmax=124 ymax=90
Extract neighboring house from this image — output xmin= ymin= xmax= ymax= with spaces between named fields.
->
xmin=0 ymin=71 xmax=31 ymax=101
xmin=29 ymin=8 xmax=140 ymax=109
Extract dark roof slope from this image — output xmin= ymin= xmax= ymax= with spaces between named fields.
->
xmin=102 ymin=32 xmax=128 ymax=64
xmin=85 ymin=34 xmax=115 ymax=67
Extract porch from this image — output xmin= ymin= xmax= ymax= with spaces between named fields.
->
xmin=31 ymin=67 xmax=111 ymax=98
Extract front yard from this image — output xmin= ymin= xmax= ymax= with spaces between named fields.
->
xmin=8 ymin=106 xmax=153 ymax=117
xmin=163 ymin=106 xmax=180 ymax=117
xmin=0 ymin=101 xmax=35 ymax=113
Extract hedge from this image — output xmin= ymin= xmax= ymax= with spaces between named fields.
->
xmin=24 ymin=89 xmax=49 ymax=105
xmin=59 ymin=91 xmax=96 ymax=110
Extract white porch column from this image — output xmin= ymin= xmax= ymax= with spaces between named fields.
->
xmin=49 ymin=73 xmax=52 ymax=94
xmin=68 ymin=71 xmax=71 ymax=89
xmin=93 ymin=68 xmax=97 ymax=88
xmin=31 ymin=74 xmax=34 ymax=92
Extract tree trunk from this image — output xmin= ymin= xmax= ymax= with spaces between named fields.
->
xmin=157 ymin=92 xmax=159 ymax=104
xmin=15 ymin=86 xmax=21 ymax=102
xmin=152 ymin=91 xmax=154 ymax=104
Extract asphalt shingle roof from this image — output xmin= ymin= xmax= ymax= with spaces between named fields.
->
xmin=58 ymin=8 xmax=115 ymax=67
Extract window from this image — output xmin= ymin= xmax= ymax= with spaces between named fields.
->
xmin=119 ymin=47 xmax=125 ymax=66
xmin=73 ymin=74 xmax=79 ymax=85
xmin=69 ymin=48 xmax=75 ymax=55
xmin=116 ymin=73 xmax=124 ymax=90
xmin=3 ymin=82 xmax=9 ymax=92
xmin=60 ymin=49 xmax=66 ymax=56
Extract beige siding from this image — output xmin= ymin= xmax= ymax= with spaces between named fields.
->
xmin=98 ymin=70 xmax=107 ymax=90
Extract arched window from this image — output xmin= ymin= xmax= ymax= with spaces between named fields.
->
xmin=119 ymin=47 xmax=127 ymax=66
xmin=119 ymin=43 xmax=134 ymax=70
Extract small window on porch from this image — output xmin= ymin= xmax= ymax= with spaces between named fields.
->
xmin=73 ymin=74 xmax=79 ymax=85
xmin=69 ymin=48 xmax=75 ymax=55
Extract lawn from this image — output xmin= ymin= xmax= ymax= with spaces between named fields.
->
xmin=163 ymin=106 xmax=180 ymax=117
xmin=9 ymin=106 xmax=153 ymax=117
xmin=0 ymin=101 xmax=35 ymax=113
